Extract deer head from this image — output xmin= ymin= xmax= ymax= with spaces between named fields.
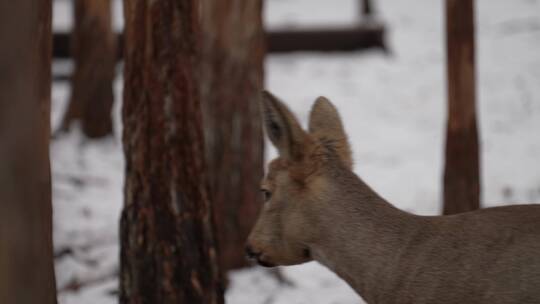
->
xmin=246 ymin=91 xmax=352 ymax=267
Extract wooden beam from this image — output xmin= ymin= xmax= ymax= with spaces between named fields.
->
xmin=52 ymin=24 xmax=386 ymax=60
xmin=267 ymin=24 xmax=385 ymax=53
xmin=443 ymin=0 xmax=480 ymax=215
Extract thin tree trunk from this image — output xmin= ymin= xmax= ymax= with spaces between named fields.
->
xmin=120 ymin=1 xmax=223 ymax=303
xmin=0 ymin=1 xmax=57 ymax=303
xmin=200 ymin=0 xmax=265 ymax=273
xmin=59 ymin=0 xmax=115 ymax=138
xmin=443 ymin=0 xmax=480 ymax=215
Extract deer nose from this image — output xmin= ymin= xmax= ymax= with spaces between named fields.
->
xmin=245 ymin=244 xmax=261 ymax=260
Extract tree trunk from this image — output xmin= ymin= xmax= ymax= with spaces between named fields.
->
xmin=59 ymin=0 xmax=115 ymax=138
xmin=0 ymin=1 xmax=57 ymax=303
xmin=120 ymin=1 xmax=224 ymax=303
xmin=443 ymin=0 xmax=480 ymax=215
xmin=200 ymin=0 xmax=265 ymax=273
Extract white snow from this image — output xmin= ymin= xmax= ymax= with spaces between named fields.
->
xmin=52 ymin=0 xmax=540 ymax=303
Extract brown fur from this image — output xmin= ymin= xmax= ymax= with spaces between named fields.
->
xmin=247 ymin=91 xmax=540 ymax=304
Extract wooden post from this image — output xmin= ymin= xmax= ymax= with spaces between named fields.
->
xmin=443 ymin=0 xmax=480 ymax=215
xmin=361 ymin=0 xmax=373 ymax=17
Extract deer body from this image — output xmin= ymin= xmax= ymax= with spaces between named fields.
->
xmin=247 ymin=91 xmax=540 ymax=304
xmin=307 ymin=167 xmax=540 ymax=303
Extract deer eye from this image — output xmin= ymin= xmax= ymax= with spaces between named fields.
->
xmin=260 ymin=189 xmax=272 ymax=202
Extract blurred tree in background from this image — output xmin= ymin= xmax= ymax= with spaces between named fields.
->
xmin=443 ymin=0 xmax=480 ymax=215
xmin=59 ymin=0 xmax=116 ymax=138
xmin=120 ymin=1 xmax=223 ymax=303
xmin=200 ymin=0 xmax=265 ymax=274
xmin=0 ymin=0 xmax=57 ymax=303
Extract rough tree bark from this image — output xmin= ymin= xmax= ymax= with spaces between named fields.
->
xmin=200 ymin=0 xmax=265 ymax=273
xmin=120 ymin=1 xmax=223 ymax=303
xmin=443 ymin=0 xmax=481 ymax=215
xmin=59 ymin=0 xmax=115 ymax=138
xmin=0 ymin=1 xmax=57 ymax=303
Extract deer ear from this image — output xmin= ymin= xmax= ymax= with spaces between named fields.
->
xmin=308 ymin=96 xmax=353 ymax=169
xmin=261 ymin=91 xmax=309 ymax=161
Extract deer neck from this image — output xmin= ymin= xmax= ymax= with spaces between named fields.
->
xmin=307 ymin=170 xmax=420 ymax=302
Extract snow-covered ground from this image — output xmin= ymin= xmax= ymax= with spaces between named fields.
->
xmin=52 ymin=0 xmax=540 ymax=303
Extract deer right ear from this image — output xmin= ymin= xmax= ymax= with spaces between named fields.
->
xmin=308 ymin=96 xmax=353 ymax=169
xmin=261 ymin=91 xmax=309 ymax=162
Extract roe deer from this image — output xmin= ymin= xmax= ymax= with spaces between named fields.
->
xmin=246 ymin=91 xmax=540 ymax=304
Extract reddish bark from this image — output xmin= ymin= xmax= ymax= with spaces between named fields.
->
xmin=120 ymin=1 xmax=223 ymax=303
xmin=443 ymin=0 xmax=481 ymax=215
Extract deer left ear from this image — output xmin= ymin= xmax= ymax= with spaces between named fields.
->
xmin=260 ymin=91 xmax=310 ymax=162
xmin=308 ymin=96 xmax=353 ymax=169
